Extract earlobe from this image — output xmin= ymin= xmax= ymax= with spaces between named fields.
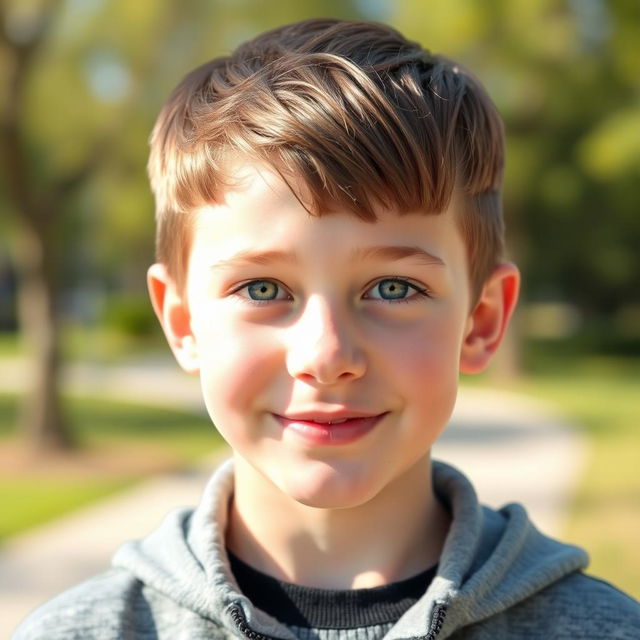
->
xmin=147 ymin=263 xmax=200 ymax=375
xmin=459 ymin=262 xmax=520 ymax=374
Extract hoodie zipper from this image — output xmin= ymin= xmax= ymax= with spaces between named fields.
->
xmin=422 ymin=603 xmax=448 ymax=639
xmin=229 ymin=604 xmax=274 ymax=640
xmin=229 ymin=602 xmax=448 ymax=640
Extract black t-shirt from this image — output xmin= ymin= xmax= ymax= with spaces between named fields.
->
xmin=228 ymin=549 xmax=437 ymax=630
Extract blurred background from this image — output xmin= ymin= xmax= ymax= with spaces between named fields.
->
xmin=1 ymin=0 xmax=638 ymax=598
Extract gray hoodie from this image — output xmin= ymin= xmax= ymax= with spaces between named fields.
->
xmin=12 ymin=460 xmax=640 ymax=639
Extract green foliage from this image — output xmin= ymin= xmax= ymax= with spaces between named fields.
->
xmin=391 ymin=0 xmax=640 ymax=314
xmin=101 ymin=294 xmax=156 ymax=337
xmin=579 ymin=108 xmax=640 ymax=178
xmin=1 ymin=6 xmax=636 ymax=387
xmin=3 ymin=0 xmax=637 ymax=323
xmin=1 ymin=0 xmax=369 ymax=300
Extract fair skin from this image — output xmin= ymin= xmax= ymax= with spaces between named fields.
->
xmin=148 ymin=161 xmax=519 ymax=589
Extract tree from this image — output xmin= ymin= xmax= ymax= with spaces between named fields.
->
xmin=0 ymin=0 xmax=187 ymax=450
xmin=1 ymin=0 xmax=77 ymax=449
xmin=0 ymin=0 xmax=365 ymax=452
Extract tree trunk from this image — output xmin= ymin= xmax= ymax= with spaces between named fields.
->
xmin=14 ymin=218 xmax=73 ymax=451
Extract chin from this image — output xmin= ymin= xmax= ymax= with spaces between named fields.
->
xmin=276 ymin=461 xmax=384 ymax=510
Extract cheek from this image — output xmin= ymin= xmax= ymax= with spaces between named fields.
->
xmin=376 ymin=313 xmax=463 ymax=380
xmin=373 ymin=315 xmax=462 ymax=420
xmin=194 ymin=317 xmax=282 ymax=420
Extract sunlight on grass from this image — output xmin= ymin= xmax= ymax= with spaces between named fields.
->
xmin=0 ymin=393 xmax=222 ymax=459
xmin=0 ymin=333 xmax=21 ymax=358
xmin=0 ymin=477 xmax=134 ymax=542
xmin=0 ymin=392 xmax=224 ymax=542
xmin=562 ymin=433 xmax=639 ymax=596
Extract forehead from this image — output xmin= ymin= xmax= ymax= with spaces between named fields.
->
xmin=184 ymin=162 xmax=473 ymax=311
xmin=187 ymin=165 xmax=470 ymax=308
xmin=192 ymin=161 xmax=462 ymax=254
xmin=197 ymin=158 xmax=464 ymax=228
xmin=189 ymin=161 xmax=468 ymax=275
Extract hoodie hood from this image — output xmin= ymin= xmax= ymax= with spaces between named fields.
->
xmin=112 ymin=459 xmax=589 ymax=640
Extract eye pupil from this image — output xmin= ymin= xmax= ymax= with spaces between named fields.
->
xmin=378 ymin=279 xmax=409 ymax=299
xmin=248 ymin=281 xmax=278 ymax=300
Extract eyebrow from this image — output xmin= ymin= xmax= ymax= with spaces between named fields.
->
xmin=210 ymin=245 xmax=446 ymax=270
xmin=352 ymin=245 xmax=446 ymax=267
xmin=210 ymin=249 xmax=295 ymax=270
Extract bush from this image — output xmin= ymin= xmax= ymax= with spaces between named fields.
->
xmin=102 ymin=294 xmax=156 ymax=337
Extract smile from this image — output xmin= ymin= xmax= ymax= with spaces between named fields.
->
xmin=272 ymin=412 xmax=388 ymax=446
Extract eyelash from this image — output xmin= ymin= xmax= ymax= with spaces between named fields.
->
xmin=365 ymin=277 xmax=432 ymax=303
xmin=230 ymin=280 xmax=292 ymax=306
xmin=230 ymin=277 xmax=431 ymax=306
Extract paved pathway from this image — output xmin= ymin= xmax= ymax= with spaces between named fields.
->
xmin=0 ymin=356 xmax=588 ymax=637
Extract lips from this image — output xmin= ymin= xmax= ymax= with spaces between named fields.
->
xmin=273 ymin=412 xmax=387 ymax=446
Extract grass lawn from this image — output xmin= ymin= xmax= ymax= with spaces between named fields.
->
xmin=0 ymin=327 xmax=167 ymax=364
xmin=0 ymin=476 xmax=134 ymax=541
xmin=0 ymin=392 xmax=224 ymax=544
xmin=484 ymin=347 xmax=640 ymax=598
xmin=0 ymin=333 xmax=22 ymax=358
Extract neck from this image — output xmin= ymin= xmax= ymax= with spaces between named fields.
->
xmin=226 ymin=454 xmax=450 ymax=589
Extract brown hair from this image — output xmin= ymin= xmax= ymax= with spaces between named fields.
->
xmin=148 ymin=19 xmax=505 ymax=302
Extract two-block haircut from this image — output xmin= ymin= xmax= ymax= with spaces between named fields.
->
xmin=148 ymin=18 xmax=506 ymax=304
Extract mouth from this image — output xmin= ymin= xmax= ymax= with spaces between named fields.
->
xmin=272 ymin=412 xmax=388 ymax=446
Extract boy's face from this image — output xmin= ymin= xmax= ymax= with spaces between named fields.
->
xmin=151 ymin=162 xmax=517 ymax=510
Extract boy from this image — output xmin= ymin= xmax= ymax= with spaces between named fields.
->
xmin=14 ymin=18 xmax=639 ymax=640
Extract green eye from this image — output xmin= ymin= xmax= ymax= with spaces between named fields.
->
xmin=374 ymin=279 xmax=411 ymax=300
xmin=247 ymin=281 xmax=279 ymax=300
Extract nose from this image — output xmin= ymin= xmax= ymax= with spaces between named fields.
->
xmin=285 ymin=296 xmax=366 ymax=386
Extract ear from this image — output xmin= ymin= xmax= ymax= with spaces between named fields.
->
xmin=147 ymin=263 xmax=200 ymax=375
xmin=460 ymin=262 xmax=520 ymax=374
